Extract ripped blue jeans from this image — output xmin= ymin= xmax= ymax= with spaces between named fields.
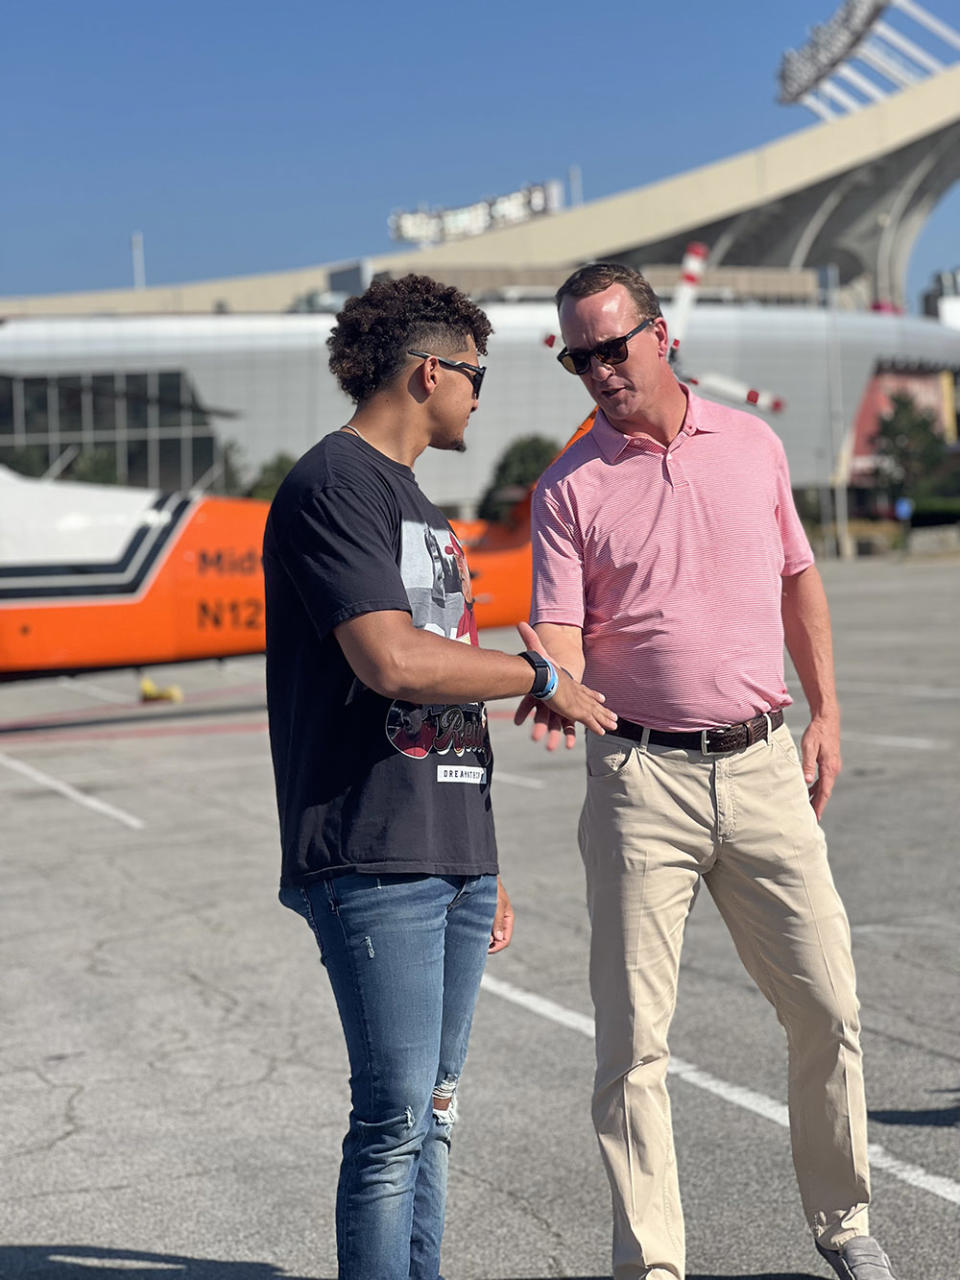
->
xmin=280 ymin=872 xmax=498 ymax=1280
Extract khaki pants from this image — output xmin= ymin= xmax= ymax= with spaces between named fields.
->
xmin=579 ymin=724 xmax=870 ymax=1280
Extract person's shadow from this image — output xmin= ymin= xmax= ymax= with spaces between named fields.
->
xmin=688 ymin=1274 xmax=823 ymax=1279
xmin=869 ymin=1086 xmax=960 ymax=1127
xmin=0 ymin=1246 xmax=325 ymax=1280
xmin=496 ymin=1273 xmax=823 ymax=1279
xmin=0 ymin=1248 xmax=827 ymax=1280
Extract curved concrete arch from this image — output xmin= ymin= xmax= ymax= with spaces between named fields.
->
xmin=707 ymin=210 xmax=763 ymax=268
xmin=876 ymin=128 xmax=959 ymax=303
xmin=892 ymin=196 xmax=939 ymax=306
xmin=889 ymin=149 xmax=960 ymax=304
xmin=824 ymin=244 xmax=871 ymax=288
xmin=787 ymin=170 xmax=863 ymax=269
xmin=876 ymin=146 xmax=942 ymax=303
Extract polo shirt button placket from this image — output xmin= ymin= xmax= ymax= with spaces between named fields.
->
xmin=665 ymin=449 xmax=687 ymax=491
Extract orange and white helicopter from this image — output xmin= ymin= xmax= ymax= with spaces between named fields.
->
xmin=0 ymin=245 xmax=783 ymax=688
xmin=0 ymin=465 xmax=269 ymax=685
xmin=0 ymin=461 xmax=539 ymax=686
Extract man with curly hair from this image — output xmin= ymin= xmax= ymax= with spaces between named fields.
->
xmin=263 ymin=273 xmax=616 ymax=1280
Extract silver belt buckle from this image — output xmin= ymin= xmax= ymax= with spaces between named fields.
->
xmin=701 ymin=724 xmax=730 ymax=754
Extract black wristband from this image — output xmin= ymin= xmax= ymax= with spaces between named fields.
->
xmin=518 ymin=649 xmax=552 ymax=697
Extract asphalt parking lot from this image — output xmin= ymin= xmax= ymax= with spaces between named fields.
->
xmin=1 ymin=555 xmax=957 ymax=1280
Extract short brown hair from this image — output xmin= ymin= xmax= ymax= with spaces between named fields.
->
xmin=328 ymin=274 xmax=493 ymax=405
xmin=555 ymin=262 xmax=662 ymax=322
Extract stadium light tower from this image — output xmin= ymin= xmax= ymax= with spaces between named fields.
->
xmin=778 ymin=0 xmax=960 ymax=120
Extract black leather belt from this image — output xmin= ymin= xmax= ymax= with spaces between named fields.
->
xmin=614 ymin=708 xmax=784 ymax=755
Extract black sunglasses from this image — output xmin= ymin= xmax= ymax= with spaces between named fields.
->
xmin=407 ymin=349 xmax=486 ymax=399
xmin=556 ymin=317 xmax=656 ymax=375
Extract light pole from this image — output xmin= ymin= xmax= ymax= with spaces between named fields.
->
xmin=131 ymin=232 xmax=146 ymax=290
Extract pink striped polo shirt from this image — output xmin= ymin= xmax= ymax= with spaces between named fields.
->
xmin=530 ymin=389 xmax=814 ymax=731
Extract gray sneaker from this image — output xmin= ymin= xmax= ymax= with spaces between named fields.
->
xmin=816 ymin=1236 xmax=899 ymax=1279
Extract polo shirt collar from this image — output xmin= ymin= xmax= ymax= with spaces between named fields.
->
xmin=592 ymin=385 xmax=720 ymax=461
xmin=683 ymin=388 xmax=721 ymax=434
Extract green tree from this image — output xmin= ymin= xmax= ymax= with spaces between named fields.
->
xmin=219 ymin=440 xmax=248 ymax=496
xmin=246 ymin=452 xmax=297 ymax=502
xmin=871 ymin=392 xmax=947 ymax=500
xmin=0 ymin=445 xmax=50 ymax=478
xmin=477 ymin=435 xmax=559 ymax=524
xmin=68 ymin=448 xmax=120 ymax=485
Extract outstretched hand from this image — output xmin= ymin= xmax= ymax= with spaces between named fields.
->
xmin=514 ymin=694 xmax=574 ymax=751
xmin=514 ymin=622 xmax=616 ymax=750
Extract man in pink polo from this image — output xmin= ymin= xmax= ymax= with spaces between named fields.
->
xmin=526 ymin=262 xmax=897 ymax=1280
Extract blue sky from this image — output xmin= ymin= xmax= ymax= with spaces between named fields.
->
xmin=3 ymin=0 xmax=959 ymax=310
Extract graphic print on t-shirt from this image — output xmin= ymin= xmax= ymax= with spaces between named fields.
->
xmin=401 ymin=520 xmax=477 ymax=645
xmin=387 ymin=520 xmax=488 ymax=774
xmin=385 ymin=701 xmax=489 ymax=768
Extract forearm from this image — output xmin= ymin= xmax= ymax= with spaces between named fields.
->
xmin=336 ymin=611 xmax=538 ymax=704
xmin=533 ymin=622 xmax=586 ymax=681
xmin=781 ymin=565 xmax=838 ymax=719
xmin=381 ymin=635 xmax=540 ymax=704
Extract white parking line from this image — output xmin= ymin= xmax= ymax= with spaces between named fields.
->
xmin=840 ymin=681 xmax=960 ymax=701
xmin=480 ymin=972 xmax=960 ymax=1208
xmin=790 ymin=730 xmax=938 ymax=752
xmin=57 ymin=676 xmax=137 ymax=705
xmin=48 ymin=1259 xmax=181 ymax=1272
xmin=0 ymin=751 xmax=145 ymax=830
xmin=148 ymin=753 xmax=269 ymax=774
xmin=842 ymin=731 xmax=937 ymax=751
xmin=853 ymin=917 xmax=960 ymax=937
xmin=494 ymin=772 xmax=546 ymax=790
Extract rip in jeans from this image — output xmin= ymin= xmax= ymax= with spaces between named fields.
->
xmin=432 ymin=1074 xmax=459 ymax=1127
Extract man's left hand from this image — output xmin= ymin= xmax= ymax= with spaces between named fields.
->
xmin=514 ymin=695 xmax=577 ymax=751
xmin=488 ymin=877 xmax=514 ymax=954
xmin=514 ymin=621 xmax=599 ymax=750
xmin=800 ymin=715 xmax=842 ymax=820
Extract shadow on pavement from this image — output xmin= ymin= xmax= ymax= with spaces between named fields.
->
xmin=1 ymin=1249 xmax=829 ymax=1280
xmin=869 ymin=1102 xmax=959 ymax=1126
xmin=0 ymin=1246 xmax=324 ymax=1280
xmin=498 ymin=1274 xmax=823 ymax=1280
xmin=0 ymin=700 xmax=266 ymax=739
xmin=687 ymin=1274 xmax=824 ymax=1279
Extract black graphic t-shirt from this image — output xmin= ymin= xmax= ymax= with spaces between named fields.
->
xmin=263 ymin=431 xmax=497 ymax=885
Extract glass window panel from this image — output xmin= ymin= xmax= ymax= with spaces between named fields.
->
xmin=158 ymin=372 xmax=182 ymax=428
xmin=126 ymin=374 xmax=148 ymax=434
xmin=0 ymin=378 xmax=13 ymax=436
xmin=192 ymin=433 xmax=215 ymax=482
xmin=26 ymin=378 xmax=53 ymax=433
xmin=185 ymin=375 xmax=210 ymax=427
xmin=57 ymin=376 xmax=83 ymax=434
xmin=125 ymin=439 xmax=149 ymax=487
xmin=157 ymin=437 xmax=183 ymax=490
xmin=92 ymin=375 xmax=117 ymax=437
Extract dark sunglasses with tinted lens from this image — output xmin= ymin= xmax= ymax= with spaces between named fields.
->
xmin=407 ymin=349 xmax=486 ymax=399
xmin=556 ymin=316 xmax=656 ymax=375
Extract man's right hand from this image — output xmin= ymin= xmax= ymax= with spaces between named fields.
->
xmin=514 ymin=621 xmax=617 ymax=749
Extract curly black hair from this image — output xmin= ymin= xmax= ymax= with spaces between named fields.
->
xmin=328 ymin=274 xmax=493 ymax=405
